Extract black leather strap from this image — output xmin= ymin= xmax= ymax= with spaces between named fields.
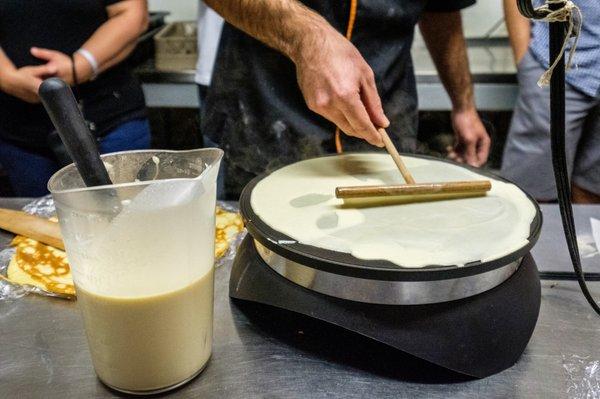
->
xmin=547 ymin=3 xmax=600 ymax=316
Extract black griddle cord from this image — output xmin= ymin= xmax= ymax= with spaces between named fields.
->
xmin=518 ymin=0 xmax=599 ymax=316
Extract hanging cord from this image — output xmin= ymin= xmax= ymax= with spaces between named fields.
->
xmin=334 ymin=0 xmax=358 ymax=154
xmin=547 ymin=1 xmax=599 ymax=316
xmin=532 ymin=0 xmax=582 ymax=87
xmin=519 ymin=0 xmax=599 ymax=315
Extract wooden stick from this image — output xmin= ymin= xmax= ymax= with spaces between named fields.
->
xmin=336 ymin=180 xmax=492 ymax=199
xmin=0 ymin=209 xmax=64 ymax=250
xmin=379 ymin=128 xmax=416 ymax=184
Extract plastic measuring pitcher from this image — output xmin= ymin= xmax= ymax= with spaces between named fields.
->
xmin=48 ymin=148 xmax=223 ymax=395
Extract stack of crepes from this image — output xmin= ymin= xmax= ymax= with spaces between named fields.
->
xmin=6 ymin=208 xmax=244 ymax=298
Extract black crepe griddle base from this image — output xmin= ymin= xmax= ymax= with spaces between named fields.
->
xmin=229 ymin=236 xmax=541 ymax=379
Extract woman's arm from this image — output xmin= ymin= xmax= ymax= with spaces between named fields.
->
xmin=78 ymin=0 xmax=149 ymax=73
xmin=503 ymin=0 xmax=531 ymax=65
xmin=0 ymin=47 xmax=56 ymax=103
xmin=30 ymin=0 xmax=148 ymax=84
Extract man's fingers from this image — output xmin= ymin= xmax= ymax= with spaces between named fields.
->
xmin=332 ymin=113 xmax=359 ymax=140
xmin=30 ymin=47 xmax=59 ymax=61
xmin=360 ymin=69 xmax=390 ymax=129
xmin=337 ymin=93 xmax=383 ymax=147
xmin=447 ymin=148 xmax=464 ymax=164
xmin=463 ymin=136 xmax=478 ymax=166
xmin=327 ymin=109 xmax=362 ymax=140
xmin=477 ymin=135 xmax=491 ymax=166
xmin=313 ymin=104 xmax=359 ymax=139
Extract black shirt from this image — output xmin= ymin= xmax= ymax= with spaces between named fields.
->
xmin=0 ymin=0 xmax=146 ymax=149
xmin=202 ymin=0 xmax=476 ymax=198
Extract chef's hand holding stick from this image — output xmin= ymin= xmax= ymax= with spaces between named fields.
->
xmin=205 ymin=0 xmax=387 ymax=147
xmin=206 ymin=0 xmax=490 ymax=165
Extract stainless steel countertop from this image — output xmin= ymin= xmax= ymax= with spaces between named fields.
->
xmin=1 ymin=199 xmax=599 ymax=398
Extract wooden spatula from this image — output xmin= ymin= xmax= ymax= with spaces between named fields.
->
xmin=0 ymin=208 xmax=64 ymax=250
xmin=335 ymin=128 xmax=491 ymax=203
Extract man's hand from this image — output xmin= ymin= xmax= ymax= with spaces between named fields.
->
xmin=30 ymin=47 xmax=93 ymax=85
xmin=205 ymin=0 xmax=388 ymax=147
xmin=293 ymin=28 xmax=388 ymax=147
xmin=0 ymin=64 xmax=55 ymax=103
xmin=447 ymin=108 xmax=490 ymax=167
xmin=419 ymin=11 xmax=490 ymax=167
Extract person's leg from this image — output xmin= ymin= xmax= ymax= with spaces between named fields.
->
xmin=0 ymin=138 xmax=59 ymax=197
xmin=571 ymin=102 xmax=600 ymax=204
xmin=98 ymin=118 xmax=151 ymax=154
xmin=501 ymin=51 xmax=596 ymax=201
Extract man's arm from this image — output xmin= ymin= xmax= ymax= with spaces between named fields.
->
xmin=204 ymin=0 xmax=388 ymax=147
xmin=419 ymin=11 xmax=490 ymax=167
xmin=503 ymin=0 xmax=531 ymax=65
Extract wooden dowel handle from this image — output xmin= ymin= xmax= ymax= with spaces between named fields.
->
xmin=379 ymin=128 xmax=416 ymax=185
xmin=0 ymin=209 xmax=64 ymax=250
xmin=336 ymin=180 xmax=492 ymax=199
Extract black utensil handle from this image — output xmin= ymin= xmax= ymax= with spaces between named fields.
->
xmin=39 ymin=78 xmax=112 ymax=187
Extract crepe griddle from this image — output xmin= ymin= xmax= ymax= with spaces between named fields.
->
xmin=230 ymin=154 xmax=543 ymax=378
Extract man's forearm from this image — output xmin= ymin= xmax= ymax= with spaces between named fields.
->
xmin=204 ymin=0 xmax=333 ymax=62
xmin=419 ymin=11 xmax=490 ymax=166
xmin=204 ymin=0 xmax=389 ymax=146
xmin=419 ymin=11 xmax=474 ymax=111
xmin=503 ymin=0 xmax=530 ymax=64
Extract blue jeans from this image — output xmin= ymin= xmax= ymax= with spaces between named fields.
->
xmin=0 ymin=118 xmax=151 ymax=197
xmin=501 ymin=51 xmax=600 ymax=200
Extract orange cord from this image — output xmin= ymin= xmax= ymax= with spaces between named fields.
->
xmin=335 ymin=0 xmax=358 ymax=154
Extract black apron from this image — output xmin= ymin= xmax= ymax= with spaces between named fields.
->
xmin=202 ymin=0 xmax=473 ymax=198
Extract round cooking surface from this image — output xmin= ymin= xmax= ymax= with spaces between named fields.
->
xmin=240 ymin=153 xmax=542 ymax=284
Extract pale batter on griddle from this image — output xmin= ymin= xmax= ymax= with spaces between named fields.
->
xmin=251 ymin=154 xmax=536 ymax=268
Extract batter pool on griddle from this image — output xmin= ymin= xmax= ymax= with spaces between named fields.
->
xmin=250 ymin=154 xmax=536 ymax=268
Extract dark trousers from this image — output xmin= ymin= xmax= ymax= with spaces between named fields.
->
xmin=0 ymin=118 xmax=151 ymax=197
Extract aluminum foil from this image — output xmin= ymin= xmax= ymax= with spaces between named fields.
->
xmin=564 ymin=354 xmax=600 ymax=399
xmin=0 ymin=247 xmax=70 ymax=300
xmin=0 ymin=247 xmax=27 ymax=300
xmin=0 ymin=196 xmax=245 ymax=300
xmin=217 ymin=225 xmax=247 ymax=269
xmin=21 ymin=195 xmax=56 ymax=218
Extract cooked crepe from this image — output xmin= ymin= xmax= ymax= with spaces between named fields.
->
xmin=6 ymin=208 xmax=244 ymax=297
xmin=7 ymin=235 xmax=75 ymax=296
xmin=250 ymin=154 xmax=537 ymax=268
xmin=215 ymin=207 xmax=245 ymax=258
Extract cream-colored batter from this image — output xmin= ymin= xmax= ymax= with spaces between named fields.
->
xmin=251 ymin=154 xmax=536 ymax=268
xmin=77 ymin=269 xmax=213 ymax=392
xmin=56 ymin=176 xmax=218 ymax=392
